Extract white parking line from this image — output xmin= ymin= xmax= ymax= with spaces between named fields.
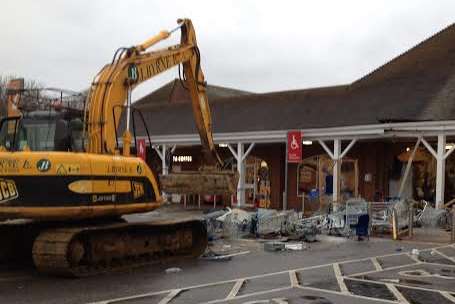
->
xmin=86 ymin=244 xmax=455 ymax=304
xmin=295 ymin=285 xmax=398 ymax=304
xmin=433 ymin=248 xmax=455 ymax=264
xmin=333 ymin=263 xmax=349 ymax=294
xmin=346 ymin=276 xmax=455 ymax=294
xmin=371 ymin=257 xmax=383 ymax=271
xmin=289 ymin=270 xmax=299 ymax=287
xmin=202 ymin=286 xmax=294 ymax=304
xmin=441 ymin=291 xmax=455 ymax=303
xmin=347 ymin=261 xmax=421 ymax=277
xmin=406 ymin=252 xmax=421 ymax=263
xmin=158 ymin=289 xmax=181 ymax=304
xmin=87 ymin=290 xmax=170 ymax=304
xmin=385 ymin=283 xmax=409 ymax=304
xmin=226 ymin=279 xmax=245 ymax=299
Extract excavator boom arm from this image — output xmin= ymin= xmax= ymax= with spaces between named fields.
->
xmin=86 ymin=19 xmax=222 ymax=165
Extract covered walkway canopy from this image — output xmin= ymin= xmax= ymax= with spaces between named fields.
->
xmin=120 ymin=23 xmax=455 ymax=208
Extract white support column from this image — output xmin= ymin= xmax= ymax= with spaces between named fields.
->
xmin=318 ymin=139 xmax=335 ymax=159
xmin=421 ymin=138 xmax=437 ymax=158
xmin=436 ymin=134 xmax=446 ymax=209
xmin=153 ymin=144 xmax=176 ymax=175
xmin=161 ymin=144 xmax=168 ymax=175
xmin=237 ymin=143 xmax=245 ymax=207
xmin=333 ymin=139 xmax=341 ymax=207
xmin=153 ymin=145 xmax=165 ymax=174
xmin=318 ymin=138 xmax=356 ymax=210
xmin=227 ymin=142 xmax=255 ymax=207
xmin=153 ymin=144 xmax=168 ymax=201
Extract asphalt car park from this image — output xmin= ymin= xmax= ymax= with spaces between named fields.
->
xmin=1 ymin=236 xmax=454 ymax=304
xmin=86 ymin=243 xmax=455 ymax=304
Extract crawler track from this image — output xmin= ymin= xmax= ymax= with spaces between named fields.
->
xmin=1 ymin=219 xmax=207 ymax=277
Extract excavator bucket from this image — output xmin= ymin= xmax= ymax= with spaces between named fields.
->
xmin=160 ymin=169 xmax=238 ymax=195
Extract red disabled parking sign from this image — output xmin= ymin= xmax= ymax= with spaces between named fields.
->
xmin=287 ymin=131 xmax=302 ymax=163
xmin=137 ymin=139 xmax=147 ymax=161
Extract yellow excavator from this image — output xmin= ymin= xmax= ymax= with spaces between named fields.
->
xmin=0 ymin=19 xmax=236 ymax=276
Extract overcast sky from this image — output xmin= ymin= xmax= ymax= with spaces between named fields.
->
xmin=1 ymin=0 xmax=454 ymax=100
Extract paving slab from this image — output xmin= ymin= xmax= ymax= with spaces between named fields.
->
xmin=377 ymin=253 xmax=416 ymax=269
xmin=344 ymin=279 xmax=397 ymax=301
xmin=238 ymin=273 xmax=290 ymax=296
xmin=339 ymin=259 xmax=376 ymax=276
xmin=170 ymin=282 xmax=236 ymax=304
xmin=397 ymin=286 xmax=455 ymax=304
xmin=298 ymin=265 xmax=340 ymax=292
xmin=436 ymin=246 xmax=455 ymax=258
xmin=355 ymin=263 xmax=455 ymax=293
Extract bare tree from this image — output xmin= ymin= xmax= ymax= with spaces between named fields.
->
xmin=0 ymin=75 xmax=44 ymax=98
xmin=0 ymin=75 xmax=45 ymax=116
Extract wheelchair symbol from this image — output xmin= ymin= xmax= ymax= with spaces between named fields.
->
xmin=290 ymin=135 xmax=299 ymax=150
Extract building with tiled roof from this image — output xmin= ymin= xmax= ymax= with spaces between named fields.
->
xmin=126 ymin=23 xmax=455 ymax=212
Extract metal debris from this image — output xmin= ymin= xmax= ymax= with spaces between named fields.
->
xmin=204 ymin=207 xmax=320 ymax=242
xmin=201 ymin=250 xmax=250 ymax=261
xmin=284 ymin=242 xmax=306 ymax=251
xmin=418 ymin=202 xmax=451 ymax=229
xmin=165 ymin=267 xmax=182 ymax=274
xmin=264 ymin=241 xmax=307 ymax=252
xmin=264 ymin=241 xmax=286 ymax=252
xmin=322 ymin=199 xmax=369 ymax=236
xmin=411 ymin=249 xmax=420 ymax=256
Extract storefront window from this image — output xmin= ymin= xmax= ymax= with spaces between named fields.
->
xmin=297 ymin=155 xmax=359 ymax=211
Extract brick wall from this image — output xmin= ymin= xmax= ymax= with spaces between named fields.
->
xmin=143 ymin=140 xmax=424 ymax=211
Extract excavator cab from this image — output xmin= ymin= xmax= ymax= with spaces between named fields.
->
xmin=0 ymin=116 xmax=21 ymax=151
xmin=0 ymin=112 xmax=84 ymax=152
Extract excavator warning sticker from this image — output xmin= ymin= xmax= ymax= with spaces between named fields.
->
xmin=22 ymin=160 xmax=31 ymax=169
xmin=56 ymin=163 xmax=81 ymax=175
xmin=0 ymin=179 xmax=18 ymax=204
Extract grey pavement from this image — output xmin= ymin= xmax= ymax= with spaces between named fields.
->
xmin=1 ymin=233 xmax=451 ymax=304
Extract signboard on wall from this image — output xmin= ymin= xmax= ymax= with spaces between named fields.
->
xmin=137 ymin=139 xmax=146 ymax=161
xmin=287 ymin=130 xmax=302 ymax=163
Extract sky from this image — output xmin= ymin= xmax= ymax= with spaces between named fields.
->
xmin=1 ymin=0 xmax=454 ymax=101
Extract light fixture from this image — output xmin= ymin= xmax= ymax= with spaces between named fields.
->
xmin=302 ymin=140 xmax=313 ymax=146
xmin=219 ymin=143 xmax=228 ymax=148
xmin=406 ymin=147 xmax=410 ymax=152
xmin=446 ymin=143 xmax=455 ymax=150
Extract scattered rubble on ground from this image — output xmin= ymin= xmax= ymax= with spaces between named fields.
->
xmin=165 ymin=267 xmax=182 ymax=274
xmin=264 ymin=241 xmax=285 ymax=252
xmin=411 ymin=248 xmax=420 ymax=256
xmin=201 ymin=250 xmax=250 ymax=261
